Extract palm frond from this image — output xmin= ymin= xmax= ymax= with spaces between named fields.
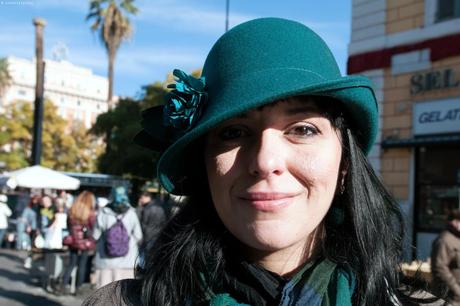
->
xmin=86 ymin=0 xmax=137 ymax=104
xmin=90 ymin=18 xmax=101 ymax=31
xmin=86 ymin=11 xmax=101 ymax=21
xmin=121 ymin=0 xmax=138 ymax=14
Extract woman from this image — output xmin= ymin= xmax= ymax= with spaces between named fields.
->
xmin=84 ymin=18 xmax=439 ymax=305
xmin=92 ymin=186 xmax=143 ymax=289
xmin=0 ymin=194 xmax=12 ymax=248
xmin=38 ymin=195 xmax=54 ymax=234
xmin=16 ymin=196 xmax=38 ymax=249
xmin=20 ymin=195 xmax=38 ymax=268
xmin=60 ymin=191 xmax=97 ymax=294
xmin=431 ymin=210 xmax=460 ymax=305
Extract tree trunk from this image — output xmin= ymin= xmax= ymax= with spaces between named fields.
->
xmin=107 ymin=48 xmax=115 ymax=109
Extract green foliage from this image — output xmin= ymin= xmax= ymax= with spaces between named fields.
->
xmin=140 ymin=81 xmax=167 ymax=109
xmin=0 ymin=57 xmax=12 ymax=98
xmin=90 ymin=81 xmax=169 ymax=181
xmin=89 ymin=70 xmax=206 ymax=184
xmin=0 ymin=100 xmax=97 ymax=172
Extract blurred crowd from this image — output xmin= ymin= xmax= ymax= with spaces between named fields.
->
xmin=0 ymin=185 xmax=179 ymax=296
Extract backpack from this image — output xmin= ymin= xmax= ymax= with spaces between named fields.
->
xmin=105 ymin=213 xmax=130 ymax=257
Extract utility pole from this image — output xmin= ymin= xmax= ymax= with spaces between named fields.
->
xmin=225 ymin=0 xmax=230 ymax=32
xmin=31 ymin=18 xmax=46 ymax=166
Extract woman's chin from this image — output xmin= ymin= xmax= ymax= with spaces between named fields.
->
xmin=238 ymin=230 xmax=307 ymax=254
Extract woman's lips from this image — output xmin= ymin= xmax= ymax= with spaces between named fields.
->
xmin=237 ymin=192 xmax=298 ymax=212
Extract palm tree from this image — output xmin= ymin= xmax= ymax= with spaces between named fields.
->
xmin=86 ymin=0 xmax=138 ymax=109
xmin=0 ymin=57 xmax=12 ymax=99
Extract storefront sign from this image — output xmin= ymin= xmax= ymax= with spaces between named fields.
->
xmin=413 ymin=98 xmax=460 ymax=135
xmin=411 ymin=68 xmax=460 ymax=95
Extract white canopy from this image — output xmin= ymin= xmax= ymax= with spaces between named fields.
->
xmin=6 ymin=165 xmax=80 ymax=190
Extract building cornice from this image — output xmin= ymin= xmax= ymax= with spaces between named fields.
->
xmin=348 ymin=32 xmax=460 ymax=74
xmin=348 ymin=18 xmax=460 ymax=55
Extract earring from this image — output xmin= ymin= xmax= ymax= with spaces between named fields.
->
xmin=339 ymin=171 xmax=346 ymax=195
xmin=339 ymin=183 xmax=345 ymax=195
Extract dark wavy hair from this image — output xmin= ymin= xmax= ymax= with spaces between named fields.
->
xmin=137 ymin=96 xmax=435 ymax=306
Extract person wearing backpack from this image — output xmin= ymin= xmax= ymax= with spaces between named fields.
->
xmin=59 ymin=191 xmax=97 ymax=295
xmin=92 ymin=186 xmax=142 ymax=289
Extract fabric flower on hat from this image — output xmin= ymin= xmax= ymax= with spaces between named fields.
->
xmin=163 ymin=69 xmax=207 ymax=132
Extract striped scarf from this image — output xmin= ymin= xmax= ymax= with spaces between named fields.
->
xmin=207 ymin=258 xmax=355 ymax=306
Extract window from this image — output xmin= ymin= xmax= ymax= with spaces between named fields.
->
xmin=436 ymin=0 xmax=460 ymax=22
xmin=416 ymin=146 xmax=460 ymax=231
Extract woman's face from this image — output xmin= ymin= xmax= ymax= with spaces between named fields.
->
xmin=41 ymin=196 xmax=52 ymax=208
xmin=204 ymin=98 xmax=343 ymax=257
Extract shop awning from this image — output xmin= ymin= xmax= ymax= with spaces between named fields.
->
xmin=382 ymin=134 xmax=460 ymax=148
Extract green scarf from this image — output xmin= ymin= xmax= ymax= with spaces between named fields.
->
xmin=207 ymin=258 xmax=355 ymax=306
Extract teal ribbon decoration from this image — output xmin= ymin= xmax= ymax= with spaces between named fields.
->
xmin=163 ymin=69 xmax=207 ymax=132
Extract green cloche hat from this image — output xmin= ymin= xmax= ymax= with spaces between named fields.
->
xmin=135 ymin=17 xmax=378 ymax=195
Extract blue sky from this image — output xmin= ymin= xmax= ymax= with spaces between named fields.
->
xmin=0 ymin=0 xmax=351 ymax=98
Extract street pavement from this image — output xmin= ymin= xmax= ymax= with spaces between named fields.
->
xmin=0 ymin=248 xmax=89 ymax=306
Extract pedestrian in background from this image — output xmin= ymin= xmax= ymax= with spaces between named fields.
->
xmin=16 ymin=195 xmax=38 ymax=251
xmin=22 ymin=195 xmax=40 ymax=268
xmin=59 ymin=190 xmax=97 ymax=295
xmin=0 ymin=194 xmax=12 ymax=248
xmin=52 ymin=199 xmax=68 ymax=233
xmin=431 ymin=210 xmax=460 ymax=305
xmin=136 ymin=188 xmax=166 ymax=250
xmin=92 ymin=186 xmax=142 ymax=289
xmin=38 ymin=195 xmax=55 ymax=234
xmin=57 ymin=190 xmax=74 ymax=212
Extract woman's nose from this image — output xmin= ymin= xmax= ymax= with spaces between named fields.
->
xmin=248 ymin=130 xmax=286 ymax=178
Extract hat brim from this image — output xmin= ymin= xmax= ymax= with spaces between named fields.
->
xmin=156 ymin=68 xmax=378 ymax=195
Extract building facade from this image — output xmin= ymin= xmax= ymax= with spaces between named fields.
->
xmin=349 ymin=0 xmax=460 ymax=260
xmin=1 ymin=56 xmax=109 ymax=129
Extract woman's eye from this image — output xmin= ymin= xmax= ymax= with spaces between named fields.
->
xmin=286 ymin=124 xmax=318 ymax=137
xmin=218 ymin=126 xmax=248 ymax=140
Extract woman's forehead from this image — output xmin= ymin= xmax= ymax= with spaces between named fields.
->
xmin=236 ymin=96 xmax=322 ymax=119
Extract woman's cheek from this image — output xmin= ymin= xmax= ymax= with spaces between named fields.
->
xmin=291 ymin=148 xmax=341 ymax=189
xmin=213 ymin=150 xmax=237 ymax=176
xmin=206 ymin=147 xmax=241 ymax=184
